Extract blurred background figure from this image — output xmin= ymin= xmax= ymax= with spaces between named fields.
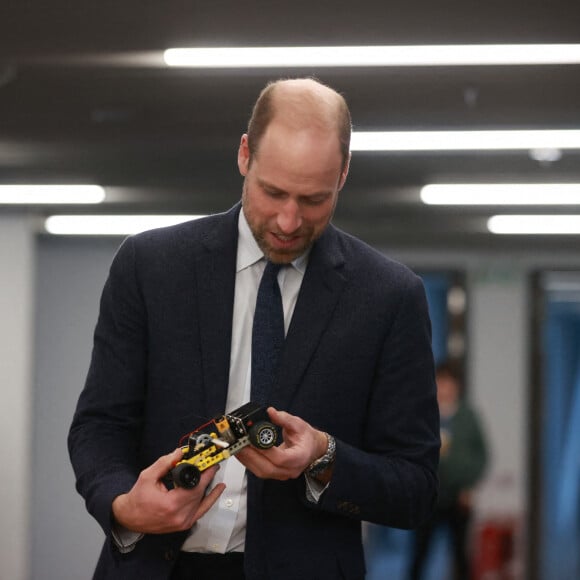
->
xmin=408 ymin=362 xmax=488 ymax=580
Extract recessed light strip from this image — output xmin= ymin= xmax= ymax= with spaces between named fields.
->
xmin=44 ymin=215 xmax=204 ymax=235
xmin=164 ymin=44 xmax=580 ymax=68
xmin=351 ymin=130 xmax=580 ymax=151
xmin=488 ymin=215 xmax=580 ymax=234
xmin=0 ymin=185 xmax=105 ymax=204
xmin=421 ymin=184 xmax=580 ymax=205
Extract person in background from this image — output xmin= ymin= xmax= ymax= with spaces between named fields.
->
xmin=69 ymin=77 xmax=440 ymax=580
xmin=408 ymin=361 xmax=488 ymax=580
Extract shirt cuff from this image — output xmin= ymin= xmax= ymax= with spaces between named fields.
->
xmin=111 ymin=523 xmax=144 ymax=554
xmin=304 ymin=473 xmax=330 ymax=503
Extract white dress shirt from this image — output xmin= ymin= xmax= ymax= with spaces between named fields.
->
xmin=180 ymin=209 xmax=307 ymax=553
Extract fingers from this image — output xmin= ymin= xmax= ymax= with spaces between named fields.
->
xmin=268 ymin=407 xmax=305 ymax=435
xmin=143 ymin=447 xmax=184 ymax=482
xmin=194 ymin=464 xmax=221 ymax=490
xmin=236 ymin=445 xmax=298 ymax=480
xmin=267 ymin=406 xmax=290 ymax=426
xmin=235 ymin=447 xmax=270 ymax=475
xmin=236 ymin=445 xmax=274 ymax=467
xmin=193 ymin=482 xmax=227 ymax=521
xmin=242 ymin=408 xmax=328 ymax=480
xmin=168 ymin=466 xmax=224 ymax=530
xmin=114 ymin=451 xmax=226 ymax=534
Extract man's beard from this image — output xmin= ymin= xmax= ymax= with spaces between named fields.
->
xmin=250 ymin=218 xmax=316 ymax=264
xmin=241 ymin=180 xmax=335 ymax=263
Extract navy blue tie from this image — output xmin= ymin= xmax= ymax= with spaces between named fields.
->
xmin=251 ymin=261 xmax=285 ymax=405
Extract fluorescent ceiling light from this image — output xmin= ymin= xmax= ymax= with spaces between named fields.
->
xmin=351 ymin=130 xmax=580 ymax=151
xmin=164 ymin=44 xmax=580 ymax=68
xmin=488 ymin=215 xmax=580 ymax=234
xmin=45 ymin=215 xmax=204 ymax=235
xmin=0 ymin=185 xmax=105 ymax=204
xmin=421 ymin=184 xmax=580 ymax=205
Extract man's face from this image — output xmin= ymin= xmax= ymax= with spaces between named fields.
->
xmin=238 ymin=120 xmax=349 ymax=264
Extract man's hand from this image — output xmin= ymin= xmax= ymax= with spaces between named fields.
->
xmin=112 ymin=448 xmax=226 ymax=534
xmin=235 ymin=407 xmax=329 ymax=480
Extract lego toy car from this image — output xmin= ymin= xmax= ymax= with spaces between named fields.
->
xmin=170 ymin=401 xmax=277 ymax=488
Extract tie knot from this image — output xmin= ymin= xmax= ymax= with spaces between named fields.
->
xmin=262 ymin=260 xmax=283 ymax=279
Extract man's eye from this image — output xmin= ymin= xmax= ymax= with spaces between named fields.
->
xmin=304 ymin=196 xmax=327 ymax=206
xmin=265 ymin=189 xmax=284 ymax=198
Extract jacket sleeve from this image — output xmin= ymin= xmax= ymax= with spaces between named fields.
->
xmin=68 ymin=236 xmax=148 ymax=536
xmin=307 ymin=274 xmax=440 ymax=529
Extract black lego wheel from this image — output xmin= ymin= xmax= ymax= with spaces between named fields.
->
xmin=171 ymin=463 xmax=201 ymax=489
xmin=249 ymin=422 xmax=277 ymax=449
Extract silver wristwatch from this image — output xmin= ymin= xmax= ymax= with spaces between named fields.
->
xmin=306 ymin=433 xmax=336 ymax=477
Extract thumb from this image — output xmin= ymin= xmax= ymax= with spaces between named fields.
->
xmin=144 ymin=447 xmax=184 ymax=481
xmin=267 ymin=407 xmax=293 ymax=429
xmin=267 ymin=406 xmax=283 ymax=423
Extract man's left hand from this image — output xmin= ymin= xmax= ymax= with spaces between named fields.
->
xmin=235 ymin=407 xmax=328 ymax=480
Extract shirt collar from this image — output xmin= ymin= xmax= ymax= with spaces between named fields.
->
xmin=237 ymin=209 xmax=309 ymax=274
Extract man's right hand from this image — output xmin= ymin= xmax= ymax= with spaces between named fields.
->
xmin=112 ymin=448 xmax=226 ymax=534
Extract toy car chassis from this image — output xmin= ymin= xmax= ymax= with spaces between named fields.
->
xmin=170 ymin=401 xmax=277 ymax=488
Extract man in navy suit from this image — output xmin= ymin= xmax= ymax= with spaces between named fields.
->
xmin=69 ymin=78 xmax=439 ymax=579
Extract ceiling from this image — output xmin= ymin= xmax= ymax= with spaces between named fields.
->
xmin=1 ymin=0 xmax=580 ymax=250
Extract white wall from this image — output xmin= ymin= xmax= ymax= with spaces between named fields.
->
xmin=32 ymin=235 xmax=120 ymax=580
xmin=469 ymin=266 xmax=528 ymax=518
xmin=0 ymin=215 xmax=35 ymax=580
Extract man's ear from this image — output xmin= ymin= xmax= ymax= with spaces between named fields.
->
xmin=338 ymin=152 xmax=351 ymax=191
xmin=238 ymin=134 xmax=250 ymax=176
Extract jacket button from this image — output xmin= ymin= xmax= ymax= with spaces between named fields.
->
xmin=164 ymin=548 xmax=176 ymax=562
xmin=337 ymin=500 xmax=361 ymax=515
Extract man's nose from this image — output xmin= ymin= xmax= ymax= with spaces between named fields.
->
xmin=277 ymin=200 xmax=302 ymax=233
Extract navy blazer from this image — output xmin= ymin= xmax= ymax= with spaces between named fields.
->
xmin=69 ymin=204 xmax=439 ymax=580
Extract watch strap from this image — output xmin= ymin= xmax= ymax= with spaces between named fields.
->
xmin=306 ymin=433 xmax=336 ymax=477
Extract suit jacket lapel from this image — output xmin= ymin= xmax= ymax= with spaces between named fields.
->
xmin=194 ymin=205 xmax=240 ymax=416
xmin=272 ymin=225 xmax=348 ymax=409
